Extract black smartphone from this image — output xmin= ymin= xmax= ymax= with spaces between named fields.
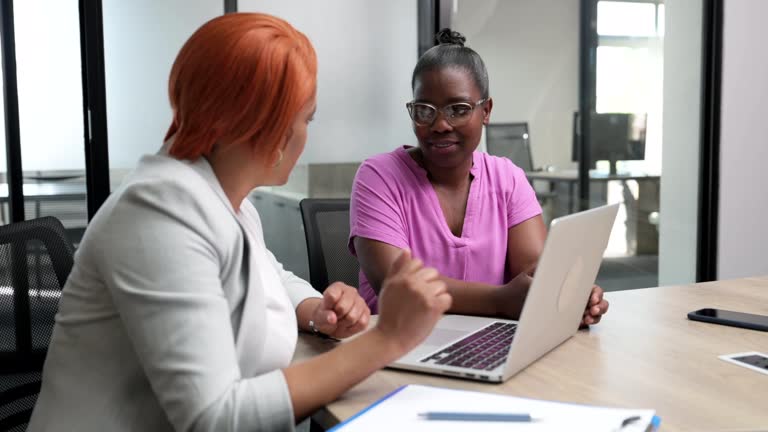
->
xmin=687 ymin=308 xmax=768 ymax=332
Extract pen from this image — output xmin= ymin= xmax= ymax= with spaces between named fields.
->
xmin=621 ymin=415 xmax=641 ymax=427
xmin=418 ymin=412 xmax=534 ymax=422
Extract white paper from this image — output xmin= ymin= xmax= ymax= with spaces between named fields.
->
xmin=719 ymin=351 xmax=768 ymax=376
xmin=331 ymin=385 xmax=656 ymax=432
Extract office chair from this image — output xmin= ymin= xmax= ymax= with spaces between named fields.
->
xmin=485 ymin=122 xmax=535 ymax=172
xmin=299 ymin=199 xmax=360 ymax=293
xmin=0 ymin=217 xmax=74 ymax=431
xmin=485 ymin=122 xmax=556 ymax=217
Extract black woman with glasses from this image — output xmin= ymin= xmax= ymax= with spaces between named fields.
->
xmin=349 ymin=29 xmax=609 ymax=325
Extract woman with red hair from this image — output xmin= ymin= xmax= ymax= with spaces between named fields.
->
xmin=28 ymin=13 xmax=450 ymax=431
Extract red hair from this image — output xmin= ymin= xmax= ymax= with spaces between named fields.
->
xmin=165 ymin=13 xmax=317 ymax=160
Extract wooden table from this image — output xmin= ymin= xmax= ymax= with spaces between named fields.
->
xmin=293 ymin=277 xmax=768 ymax=431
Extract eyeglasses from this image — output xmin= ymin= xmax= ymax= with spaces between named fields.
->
xmin=406 ymin=99 xmax=487 ymax=127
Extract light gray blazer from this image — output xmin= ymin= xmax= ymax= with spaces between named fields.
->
xmin=28 ymin=154 xmax=321 ymax=431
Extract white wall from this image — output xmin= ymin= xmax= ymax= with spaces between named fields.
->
xmin=658 ymin=0 xmax=702 ymax=286
xmin=717 ymin=0 xmax=768 ymax=279
xmin=452 ymin=0 xmax=579 ymax=169
xmin=239 ymin=0 xmax=418 ymax=164
xmin=103 ymin=0 xmax=222 ymax=170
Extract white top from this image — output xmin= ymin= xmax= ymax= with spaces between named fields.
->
xmin=28 ymin=153 xmax=321 ymax=431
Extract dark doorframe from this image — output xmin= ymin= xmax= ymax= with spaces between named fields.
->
xmin=79 ymin=0 xmax=111 ymax=220
xmin=577 ymin=0 xmax=598 ymax=211
xmin=417 ymin=0 xmax=452 ymax=57
xmin=417 ymin=0 xmax=437 ymax=57
xmin=0 ymin=0 xmax=24 ymax=224
xmin=696 ymin=0 xmax=723 ymax=282
xmin=0 ymin=0 xmax=33 ymax=367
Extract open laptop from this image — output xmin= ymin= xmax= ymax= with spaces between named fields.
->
xmin=389 ymin=204 xmax=619 ymax=383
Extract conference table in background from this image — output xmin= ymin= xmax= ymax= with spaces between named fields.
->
xmin=0 ymin=182 xmax=88 ymax=224
xmin=293 ymin=277 xmax=768 ymax=432
xmin=0 ymin=182 xmax=87 ymax=201
xmin=527 ymin=170 xmax=661 ymax=254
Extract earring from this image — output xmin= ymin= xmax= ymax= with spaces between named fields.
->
xmin=273 ymin=149 xmax=284 ymax=167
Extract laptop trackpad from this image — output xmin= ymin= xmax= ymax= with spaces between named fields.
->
xmin=423 ymin=328 xmax=468 ymax=348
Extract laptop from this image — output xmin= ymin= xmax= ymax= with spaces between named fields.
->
xmin=389 ymin=204 xmax=619 ymax=383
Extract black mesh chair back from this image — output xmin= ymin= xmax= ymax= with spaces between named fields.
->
xmin=486 ymin=122 xmax=535 ymax=172
xmin=0 ymin=217 xmax=74 ymax=431
xmin=299 ymin=199 xmax=359 ymax=292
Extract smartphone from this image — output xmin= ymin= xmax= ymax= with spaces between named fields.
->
xmin=687 ymin=308 xmax=768 ymax=332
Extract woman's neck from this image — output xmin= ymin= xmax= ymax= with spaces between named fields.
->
xmin=206 ymin=145 xmax=270 ymax=211
xmin=409 ymin=147 xmax=473 ymax=188
xmin=209 ymin=162 xmax=254 ymax=212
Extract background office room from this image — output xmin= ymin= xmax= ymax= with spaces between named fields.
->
xmin=0 ymin=0 xmax=767 ymax=430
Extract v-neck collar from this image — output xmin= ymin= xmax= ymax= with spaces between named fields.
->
xmin=396 ymin=146 xmax=482 ymax=245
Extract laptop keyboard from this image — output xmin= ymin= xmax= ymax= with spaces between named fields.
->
xmin=420 ymin=322 xmax=517 ymax=371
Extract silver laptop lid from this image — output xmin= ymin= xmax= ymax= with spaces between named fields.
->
xmin=502 ymin=204 xmax=619 ymax=380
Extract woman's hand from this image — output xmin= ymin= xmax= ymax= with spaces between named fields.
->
xmin=374 ymin=250 xmax=452 ymax=355
xmin=493 ymin=271 xmax=534 ymax=319
xmin=581 ymin=285 xmax=609 ymax=326
xmin=310 ymin=282 xmax=371 ymax=339
xmin=492 ymin=272 xmax=608 ymax=326
xmin=285 ymin=251 xmax=449 ymax=421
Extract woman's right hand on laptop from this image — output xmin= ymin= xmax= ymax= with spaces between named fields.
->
xmin=375 ymin=250 xmax=452 ymax=356
xmin=493 ymin=272 xmax=534 ymax=320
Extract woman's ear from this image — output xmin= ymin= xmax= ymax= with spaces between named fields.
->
xmin=267 ymin=130 xmax=291 ymax=167
xmin=482 ymin=97 xmax=493 ymax=125
xmin=266 ymin=144 xmax=285 ymax=168
xmin=284 ymin=124 xmax=295 ymax=142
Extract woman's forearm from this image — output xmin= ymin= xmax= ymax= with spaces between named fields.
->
xmin=371 ymin=273 xmax=524 ymax=318
xmin=283 ymin=328 xmax=403 ymax=421
xmin=440 ymin=276 xmax=527 ymax=319
xmin=440 ymin=276 xmax=500 ymax=316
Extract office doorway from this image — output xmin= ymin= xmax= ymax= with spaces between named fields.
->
xmin=450 ymin=0 xmax=708 ymax=290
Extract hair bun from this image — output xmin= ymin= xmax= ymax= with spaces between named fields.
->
xmin=435 ymin=28 xmax=466 ymax=47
